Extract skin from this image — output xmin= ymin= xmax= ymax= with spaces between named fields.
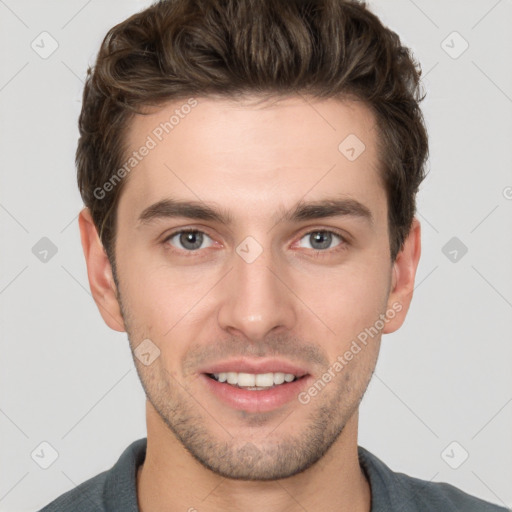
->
xmin=79 ymin=94 xmax=421 ymax=512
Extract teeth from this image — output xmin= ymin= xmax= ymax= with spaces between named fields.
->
xmin=255 ymin=373 xmax=274 ymax=387
xmin=238 ymin=373 xmax=256 ymax=387
xmin=273 ymin=372 xmax=285 ymax=385
xmin=211 ymin=372 xmax=298 ymax=387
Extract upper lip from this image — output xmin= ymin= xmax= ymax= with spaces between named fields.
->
xmin=198 ymin=358 xmax=309 ymax=378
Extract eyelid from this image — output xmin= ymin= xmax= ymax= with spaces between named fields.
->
xmin=297 ymin=227 xmax=348 ymax=243
xmin=162 ymin=225 xmax=215 ymax=239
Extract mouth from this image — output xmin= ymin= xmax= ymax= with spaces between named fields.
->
xmin=207 ymin=371 xmax=303 ymax=390
xmin=198 ymin=360 xmax=312 ymax=413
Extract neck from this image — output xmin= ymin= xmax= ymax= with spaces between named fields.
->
xmin=137 ymin=401 xmax=371 ymax=512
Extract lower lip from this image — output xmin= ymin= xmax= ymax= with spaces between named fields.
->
xmin=200 ymin=374 xmax=311 ymax=413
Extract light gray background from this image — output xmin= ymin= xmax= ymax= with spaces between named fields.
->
xmin=0 ymin=1 xmax=511 ymax=511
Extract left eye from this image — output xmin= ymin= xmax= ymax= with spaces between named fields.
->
xmin=297 ymin=230 xmax=343 ymax=251
xmin=165 ymin=230 xmax=214 ymax=251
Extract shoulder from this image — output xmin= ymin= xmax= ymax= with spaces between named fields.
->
xmin=37 ymin=438 xmax=147 ymax=512
xmin=38 ymin=471 xmax=109 ymax=512
xmin=394 ymin=470 xmax=509 ymax=512
xmin=358 ymin=446 xmax=509 ymax=512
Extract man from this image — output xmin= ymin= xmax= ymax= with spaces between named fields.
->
xmin=39 ymin=0 xmax=508 ymax=510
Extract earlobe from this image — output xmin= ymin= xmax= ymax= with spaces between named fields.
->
xmin=78 ymin=207 xmax=125 ymax=332
xmin=383 ymin=218 xmax=421 ymax=334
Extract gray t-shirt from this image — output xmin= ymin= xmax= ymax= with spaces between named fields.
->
xmin=38 ymin=438 xmax=509 ymax=511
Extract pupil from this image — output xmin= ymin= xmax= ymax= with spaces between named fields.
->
xmin=311 ymin=231 xmax=331 ymax=250
xmin=181 ymin=231 xmax=203 ymax=250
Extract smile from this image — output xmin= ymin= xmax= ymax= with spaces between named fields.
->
xmin=208 ymin=371 xmax=300 ymax=390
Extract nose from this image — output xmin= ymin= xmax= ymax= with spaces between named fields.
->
xmin=217 ymin=242 xmax=297 ymax=343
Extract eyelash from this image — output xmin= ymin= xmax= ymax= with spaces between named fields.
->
xmin=162 ymin=228 xmax=349 ymax=258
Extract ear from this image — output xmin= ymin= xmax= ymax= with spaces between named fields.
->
xmin=382 ymin=217 xmax=421 ymax=334
xmin=78 ymin=207 xmax=125 ymax=332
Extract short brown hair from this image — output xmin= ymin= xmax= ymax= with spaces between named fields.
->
xmin=77 ymin=0 xmax=428 ymax=265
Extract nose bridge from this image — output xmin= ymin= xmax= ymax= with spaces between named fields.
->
xmin=217 ymin=237 xmax=296 ymax=341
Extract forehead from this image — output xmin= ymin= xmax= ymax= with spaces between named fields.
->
xmin=118 ymin=94 xmax=384 ymax=226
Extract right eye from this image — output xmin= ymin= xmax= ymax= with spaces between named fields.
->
xmin=163 ymin=229 xmax=215 ymax=252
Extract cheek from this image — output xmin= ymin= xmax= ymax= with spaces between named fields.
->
xmin=117 ymin=253 xmax=218 ymax=364
xmin=294 ymin=259 xmax=391 ymax=340
xmin=117 ymin=244 xmax=196 ymax=323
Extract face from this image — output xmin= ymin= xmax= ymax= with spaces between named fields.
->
xmin=86 ymin=95 xmax=418 ymax=480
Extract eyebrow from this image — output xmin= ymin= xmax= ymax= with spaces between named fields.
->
xmin=137 ymin=196 xmax=373 ymax=227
